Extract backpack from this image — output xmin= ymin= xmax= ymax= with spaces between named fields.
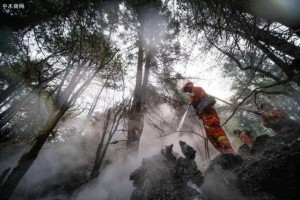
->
xmin=195 ymin=95 xmax=216 ymax=112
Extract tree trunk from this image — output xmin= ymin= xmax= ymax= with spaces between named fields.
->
xmin=90 ymin=109 xmax=111 ymax=179
xmin=127 ymin=35 xmax=145 ymax=151
xmin=127 ymin=49 xmax=152 ymax=152
xmin=141 ymin=51 xmax=151 ymax=95
xmin=90 ymin=104 xmax=125 ymax=179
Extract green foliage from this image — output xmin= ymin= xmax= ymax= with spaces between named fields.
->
xmin=222 ymin=51 xmax=300 ymax=135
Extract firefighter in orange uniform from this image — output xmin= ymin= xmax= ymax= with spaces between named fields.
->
xmin=182 ymin=82 xmax=235 ymax=154
xmin=260 ymin=102 xmax=288 ymax=133
xmin=233 ymin=129 xmax=252 ymax=147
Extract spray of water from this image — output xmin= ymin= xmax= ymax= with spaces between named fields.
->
xmin=176 ymin=105 xmax=190 ymax=132
xmin=187 ymin=180 xmax=206 ymax=200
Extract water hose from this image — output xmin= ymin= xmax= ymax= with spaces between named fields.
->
xmin=208 ymin=94 xmax=262 ymax=116
xmin=176 ymin=103 xmax=191 ymax=132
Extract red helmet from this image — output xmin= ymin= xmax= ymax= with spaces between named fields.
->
xmin=182 ymin=81 xmax=193 ymax=92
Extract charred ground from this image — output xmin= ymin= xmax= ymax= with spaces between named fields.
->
xmin=130 ymin=128 xmax=300 ymax=200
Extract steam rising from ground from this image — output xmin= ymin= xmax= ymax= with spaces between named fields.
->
xmin=73 ymin=153 xmax=142 ymax=200
xmin=73 ymin=103 xmax=210 ymax=200
xmin=202 ymin=166 xmax=247 ymax=200
xmin=5 ymin=135 xmax=96 ymax=200
xmin=1 ymin=103 xmax=239 ymax=200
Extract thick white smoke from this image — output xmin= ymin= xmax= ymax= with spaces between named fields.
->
xmin=0 ymin=102 xmax=238 ymax=200
xmin=71 ymin=103 xmax=217 ymax=200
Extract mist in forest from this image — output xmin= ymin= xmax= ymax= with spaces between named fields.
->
xmin=1 ymin=103 xmax=217 ymax=200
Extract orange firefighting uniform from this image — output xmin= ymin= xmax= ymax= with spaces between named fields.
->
xmin=239 ymin=132 xmax=252 ymax=147
xmin=262 ymin=108 xmax=287 ymax=133
xmin=189 ymin=87 xmax=235 ymax=154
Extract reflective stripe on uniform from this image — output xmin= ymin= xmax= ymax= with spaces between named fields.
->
xmin=217 ymin=135 xmax=228 ymax=142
